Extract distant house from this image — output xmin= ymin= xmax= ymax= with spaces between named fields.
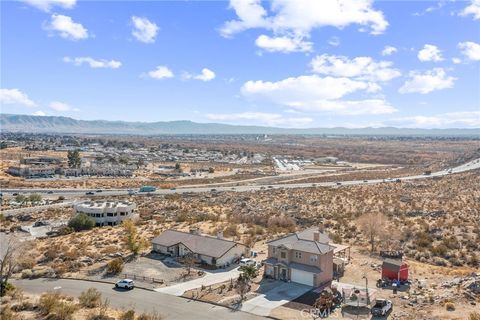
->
xmin=74 ymin=200 xmax=136 ymax=226
xmin=381 ymin=258 xmax=409 ymax=281
xmin=152 ymin=229 xmax=249 ymax=268
xmin=264 ymin=227 xmax=335 ymax=287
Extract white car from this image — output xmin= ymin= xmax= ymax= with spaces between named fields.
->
xmin=239 ymin=258 xmax=256 ymax=267
xmin=115 ymin=279 xmax=134 ymax=289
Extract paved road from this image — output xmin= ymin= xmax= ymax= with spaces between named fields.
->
xmin=155 ymin=267 xmax=240 ymax=296
xmin=2 ymin=158 xmax=479 ymax=200
xmin=13 ymin=278 xmax=264 ymax=320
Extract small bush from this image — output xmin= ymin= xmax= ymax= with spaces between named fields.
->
xmin=120 ymin=310 xmax=135 ymax=320
xmin=79 ymin=288 xmax=102 ymax=308
xmin=106 ymin=258 xmax=124 ymax=275
xmin=469 ymin=312 xmax=480 ymax=320
xmin=445 ymin=302 xmax=455 ymax=311
xmin=137 ymin=311 xmax=162 ymax=320
xmin=68 ymin=213 xmax=95 ymax=231
xmin=39 ymin=292 xmax=62 ymax=315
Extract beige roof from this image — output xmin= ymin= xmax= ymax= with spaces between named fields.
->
xmin=152 ymin=230 xmax=245 ymax=258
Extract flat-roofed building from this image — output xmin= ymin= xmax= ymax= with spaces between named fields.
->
xmin=73 ymin=200 xmax=137 ymax=226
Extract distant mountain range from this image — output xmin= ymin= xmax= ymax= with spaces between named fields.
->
xmin=1 ymin=113 xmax=479 ymax=136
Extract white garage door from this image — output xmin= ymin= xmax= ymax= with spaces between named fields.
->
xmin=291 ymin=269 xmax=314 ymax=286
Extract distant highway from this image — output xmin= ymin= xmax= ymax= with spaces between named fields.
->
xmin=1 ymin=158 xmax=479 ymax=201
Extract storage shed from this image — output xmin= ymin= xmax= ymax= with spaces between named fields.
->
xmin=381 ymin=258 xmax=409 ymax=281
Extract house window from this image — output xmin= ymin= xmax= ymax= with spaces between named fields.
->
xmin=310 ymin=255 xmax=318 ymax=263
xmin=295 ymin=251 xmax=302 ymax=259
xmin=281 ymin=251 xmax=286 ymax=259
xmin=272 ymin=247 xmax=276 ymax=254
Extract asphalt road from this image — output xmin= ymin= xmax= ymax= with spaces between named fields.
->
xmin=13 ymin=278 xmax=264 ymax=320
xmin=2 ymin=158 xmax=479 ymax=200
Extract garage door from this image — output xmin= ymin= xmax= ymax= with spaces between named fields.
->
xmin=291 ymin=269 xmax=314 ymax=286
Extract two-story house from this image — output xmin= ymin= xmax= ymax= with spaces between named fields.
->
xmin=263 ymin=227 xmax=335 ymax=287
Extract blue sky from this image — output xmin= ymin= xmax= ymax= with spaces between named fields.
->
xmin=1 ymin=0 xmax=479 ymax=128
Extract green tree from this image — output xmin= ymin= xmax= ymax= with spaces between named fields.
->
xmin=175 ymin=162 xmax=182 ymax=173
xmin=123 ymin=220 xmax=146 ymax=255
xmin=68 ymin=213 xmax=95 ymax=231
xmin=208 ymin=167 xmax=215 ymax=173
xmin=67 ymin=149 xmax=81 ymax=168
xmin=239 ymin=264 xmax=258 ymax=282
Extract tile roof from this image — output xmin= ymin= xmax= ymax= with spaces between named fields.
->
xmin=152 ymin=229 xmax=245 ymax=258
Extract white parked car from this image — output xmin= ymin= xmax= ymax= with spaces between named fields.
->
xmin=239 ymin=258 xmax=256 ymax=267
xmin=115 ymin=279 xmax=134 ymax=289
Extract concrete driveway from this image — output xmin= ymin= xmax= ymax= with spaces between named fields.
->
xmin=241 ymin=282 xmax=311 ymax=317
xmin=155 ymin=267 xmax=240 ymax=296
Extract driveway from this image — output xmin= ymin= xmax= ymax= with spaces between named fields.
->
xmin=155 ymin=267 xmax=241 ymax=296
xmin=241 ymin=282 xmax=312 ymax=317
xmin=13 ymin=278 xmax=263 ymax=320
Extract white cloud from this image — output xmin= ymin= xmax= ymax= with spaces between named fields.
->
xmin=240 ymin=75 xmax=395 ymax=115
xmin=49 ymin=101 xmax=72 ymax=112
xmin=45 ymin=14 xmax=88 ymax=40
xmin=206 ymin=112 xmax=313 ymax=127
xmin=147 ymin=66 xmax=174 ymax=79
xmin=242 ymin=75 xmax=378 ymax=102
xmin=195 ymin=68 xmax=216 ymax=81
xmin=399 ymin=68 xmax=456 ymax=94
xmin=0 ymin=88 xmax=36 ymax=107
xmin=220 ymin=0 xmax=388 ymax=52
xmin=460 ymin=0 xmax=480 ymax=20
xmin=381 ymin=45 xmax=397 ymax=56
xmin=452 ymin=57 xmax=462 ymax=64
xmin=255 ymin=34 xmax=312 ymax=53
xmin=417 ymin=44 xmax=443 ymax=62
xmin=183 ymin=68 xmax=216 ymax=81
xmin=33 ymin=111 xmax=46 ymax=116
xmin=131 ymin=16 xmax=159 ymax=43
xmin=328 ymin=36 xmax=340 ymax=47
xmin=310 ymin=54 xmax=401 ymax=82
xmin=21 ymin=0 xmax=76 ymax=12
xmin=63 ymin=56 xmax=122 ymax=69
xmin=285 ymin=99 xmax=397 ymax=115
xmin=458 ymin=41 xmax=480 ymax=61
xmin=392 ymin=111 xmax=480 ymax=128
xmin=222 ymin=0 xmax=388 ymax=36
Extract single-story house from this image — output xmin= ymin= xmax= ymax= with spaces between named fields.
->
xmin=151 ymin=229 xmax=249 ymax=268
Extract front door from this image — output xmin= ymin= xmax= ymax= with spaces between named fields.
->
xmin=281 ymin=268 xmax=287 ymax=280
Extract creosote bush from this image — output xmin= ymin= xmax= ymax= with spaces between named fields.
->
xmin=79 ymin=288 xmax=102 ymax=308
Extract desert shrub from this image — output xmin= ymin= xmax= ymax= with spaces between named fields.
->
xmin=223 ymin=224 xmax=238 ymax=237
xmin=445 ymin=302 xmax=455 ymax=311
xmin=267 ymin=215 xmax=296 ymax=232
xmin=106 ymin=258 xmax=124 ymax=275
xmin=68 ymin=213 xmax=95 ymax=231
xmin=469 ymin=312 xmax=480 ymax=320
xmin=52 ymin=301 xmax=77 ymax=320
xmin=79 ymin=288 xmax=102 ymax=308
xmin=137 ymin=311 xmax=162 ymax=320
xmin=39 ymin=292 xmax=62 ymax=315
xmin=120 ymin=310 xmax=135 ymax=320
xmin=86 ymin=299 xmax=113 ymax=320
xmin=0 ymin=305 xmax=14 ymax=320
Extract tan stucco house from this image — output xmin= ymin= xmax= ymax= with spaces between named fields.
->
xmin=152 ymin=229 xmax=249 ymax=268
xmin=263 ymin=227 xmax=335 ymax=287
